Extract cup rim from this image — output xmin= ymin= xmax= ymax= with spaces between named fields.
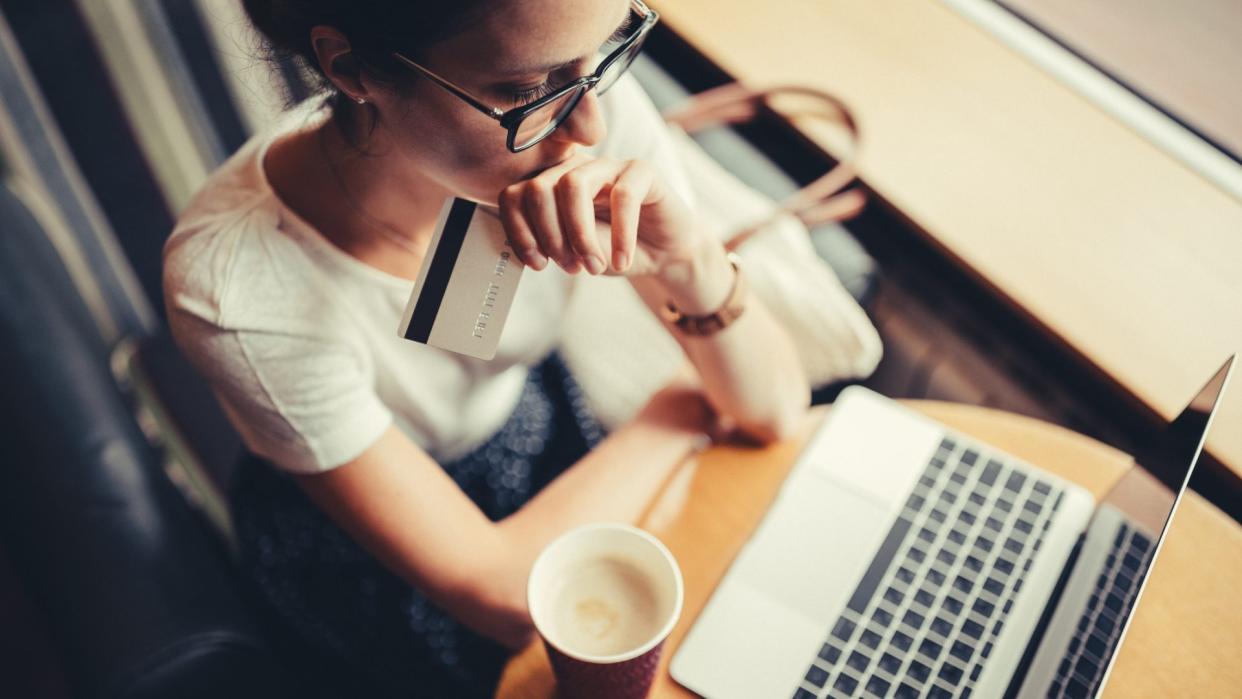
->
xmin=527 ymin=522 xmax=685 ymax=665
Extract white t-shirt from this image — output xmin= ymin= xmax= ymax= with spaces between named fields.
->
xmin=163 ymin=74 xmax=696 ymax=474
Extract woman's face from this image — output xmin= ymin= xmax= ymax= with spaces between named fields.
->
xmin=363 ymin=0 xmax=631 ymax=205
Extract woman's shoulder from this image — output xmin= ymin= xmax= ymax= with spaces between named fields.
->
xmin=163 ymin=100 xmax=339 ymax=331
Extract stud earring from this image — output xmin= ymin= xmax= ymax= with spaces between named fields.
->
xmin=353 ymin=96 xmax=366 ymax=105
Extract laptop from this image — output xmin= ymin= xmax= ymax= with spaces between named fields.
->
xmin=671 ymin=357 xmax=1233 ymax=698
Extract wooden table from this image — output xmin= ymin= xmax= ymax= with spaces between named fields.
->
xmin=496 ymin=403 xmax=1242 ymax=698
xmin=649 ymin=0 xmax=1242 ymax=480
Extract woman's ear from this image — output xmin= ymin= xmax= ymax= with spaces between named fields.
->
xmin=310 ymin=25 xmax=368 ymax=102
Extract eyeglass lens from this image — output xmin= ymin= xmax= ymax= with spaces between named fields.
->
xmin=512 ymin=87 xmax=587 ymax=150
xmin=511 ymin=30 xmax=647 ymax=150
xmin=595 ymin=36 xmax=645 ymax=94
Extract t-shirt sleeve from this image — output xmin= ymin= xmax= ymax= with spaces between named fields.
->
xmin=170 ymin=311 xmax=393 ymax=474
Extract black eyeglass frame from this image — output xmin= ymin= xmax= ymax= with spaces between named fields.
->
xmin=392 ymin=0 xmax=659 ymax=152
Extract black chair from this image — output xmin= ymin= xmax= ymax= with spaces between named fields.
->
xmin=0 ymin=6 xmax=358 ymax=693
xmin=0 ymin=179 xmax=290 ymax=699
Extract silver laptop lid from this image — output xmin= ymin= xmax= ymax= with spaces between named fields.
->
xmin=1091 ymin=356 xmax=1235 ymax=694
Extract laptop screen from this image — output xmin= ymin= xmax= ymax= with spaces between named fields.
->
xmin=1136 ymin=356 xmax=1234 ymax=530
xmin=1092 ymin=356 xmax=1234 ymax=692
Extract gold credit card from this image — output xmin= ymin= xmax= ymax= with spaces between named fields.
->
xmin=397 ymin=197 xmax=525 ymax=360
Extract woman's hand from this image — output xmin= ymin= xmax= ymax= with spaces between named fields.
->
xmin=497 ymin=153 xmax=704 ymax=277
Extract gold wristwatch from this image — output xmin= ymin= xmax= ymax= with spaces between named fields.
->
xmin=658 ymin=251 xmax=747 ymax=336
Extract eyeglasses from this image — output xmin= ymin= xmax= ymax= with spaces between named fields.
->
xmin=392 ymin=0 xmax=658 ymax=152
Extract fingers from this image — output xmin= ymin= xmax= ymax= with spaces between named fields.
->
xmin=497 ymin=155 xmax=652 ymax=276
xmin=523 ymin=177 xmax=580 ymax=273
xmin=554 ymin=159 xmax=621 ymax=275
xmin=608 ymin=161 xmax=653 ymax=274
xmin=498 ymin=154 xmax=584 ymax=272
xmin=497 ymin=187 xmax=547 ymax=270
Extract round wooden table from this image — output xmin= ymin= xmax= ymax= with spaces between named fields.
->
xmin=495 ymin=402 xmax=1242 ymax=698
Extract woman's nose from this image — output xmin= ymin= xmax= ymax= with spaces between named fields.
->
xmin=552 ymin=89 xmax=607 ymax=148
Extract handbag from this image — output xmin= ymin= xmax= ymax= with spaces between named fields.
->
xmin=661 ymin=82 xmax=869 ymax=250
xmin=557 ymin=82 xmax=883 ymax=430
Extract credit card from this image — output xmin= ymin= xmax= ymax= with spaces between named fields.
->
xmin=397 ymin=197 xmax=525 ymax=360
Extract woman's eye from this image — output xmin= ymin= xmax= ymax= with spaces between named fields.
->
xmin=510 ymin=81 xmax=554 ymax=106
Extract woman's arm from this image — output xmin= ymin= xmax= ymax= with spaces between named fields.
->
xmin=498 ymin=153 xmax=810 ymax=447
xmin=631 ymin=236 xmax=810 ymax=444
xmin=291 ymin=381 xmax=713 ymax=651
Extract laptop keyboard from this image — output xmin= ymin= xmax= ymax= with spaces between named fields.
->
xmin=792 ymin=437 xmax=1066 ymax=699
xmin=1048 ymin=522 xmax=1153 ymax=698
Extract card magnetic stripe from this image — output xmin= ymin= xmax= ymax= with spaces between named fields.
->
xmin=403 ymin=198 xmax=477 ymax=343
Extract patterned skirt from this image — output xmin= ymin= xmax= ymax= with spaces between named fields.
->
xmin=229 ymin=352 xmax=608 ymax=698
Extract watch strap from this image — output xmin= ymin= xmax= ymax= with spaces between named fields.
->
xmin=658 ymin=251 xmax=747 ymax=336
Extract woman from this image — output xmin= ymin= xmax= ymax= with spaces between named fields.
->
xmin=163 ymin=0 xmax=810 ymax=695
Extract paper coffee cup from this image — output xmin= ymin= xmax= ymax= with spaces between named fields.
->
xmin=527 ymin=523 xmax=684 ymax=699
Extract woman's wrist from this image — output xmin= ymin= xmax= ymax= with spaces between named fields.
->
xmin=652 ymin=235 xmax=734 ymax=315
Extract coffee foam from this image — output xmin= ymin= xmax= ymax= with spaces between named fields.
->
xmin=548 ymin=557 xmax=663 ymax=657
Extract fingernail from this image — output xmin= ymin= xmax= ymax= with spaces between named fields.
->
xmin=585 ymin=255 xmax=605 ymax=275
xmin=525 ymin=249 xmax=547 ymax=270
xmin=561 ymin=256 xmax=580 ymax=274
xmin=613 ymin=251 xmax=628 ymax=272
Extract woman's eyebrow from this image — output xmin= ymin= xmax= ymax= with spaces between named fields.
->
xmin=498 ymin=11 xmax=634 ymax=77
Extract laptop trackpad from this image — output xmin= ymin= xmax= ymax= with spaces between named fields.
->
xmin=731 ymin=471 xmax=891 ymax=624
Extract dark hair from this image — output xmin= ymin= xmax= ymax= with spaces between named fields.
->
xmin=242 ymin=1 xmax=489 ymax=139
